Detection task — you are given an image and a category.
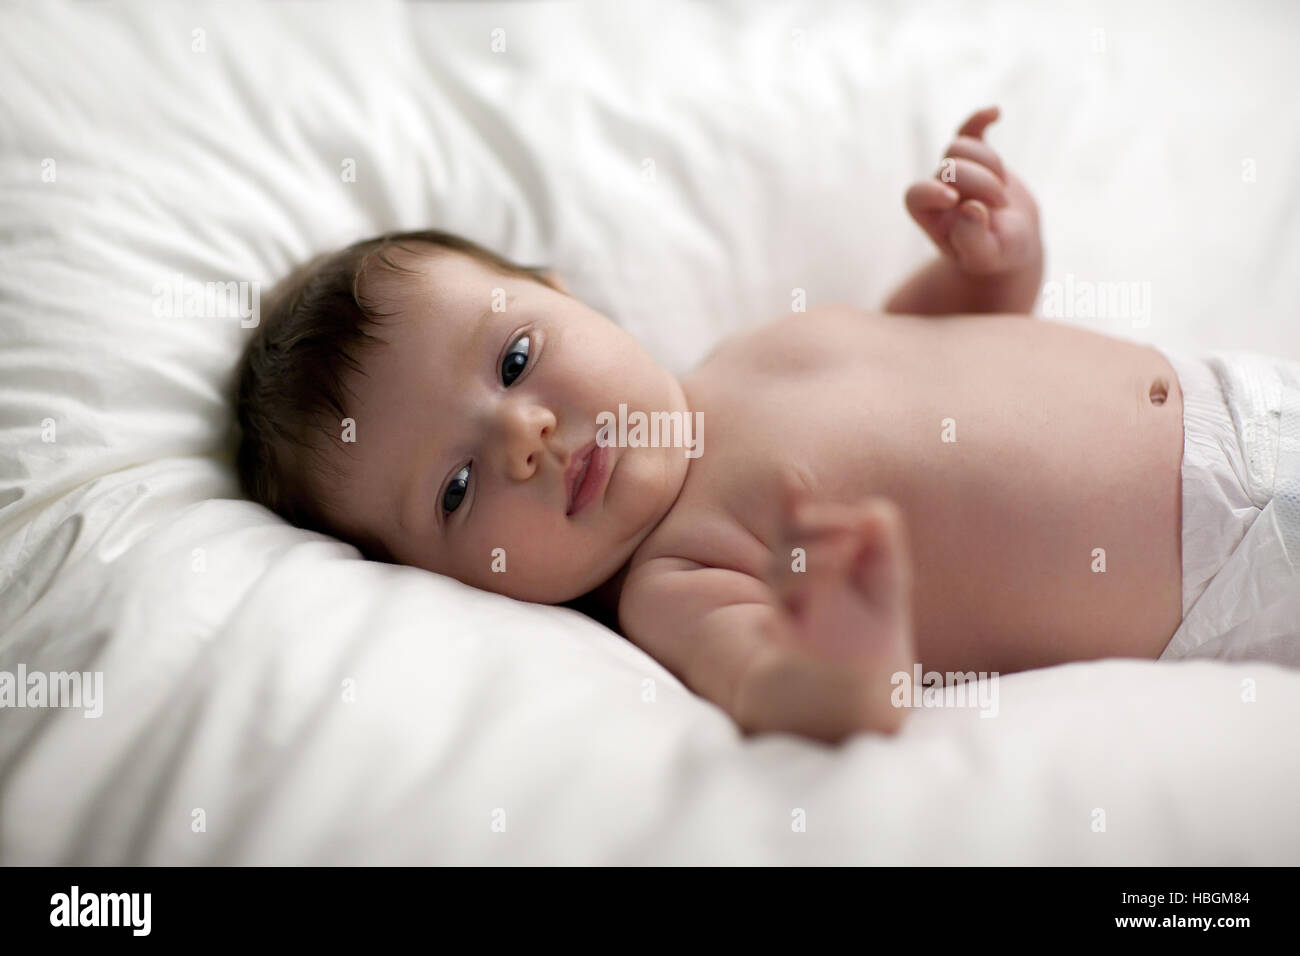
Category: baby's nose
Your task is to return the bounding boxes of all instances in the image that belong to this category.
[497,402,557,480]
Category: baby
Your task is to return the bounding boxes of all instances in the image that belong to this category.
[234,107,1300,743]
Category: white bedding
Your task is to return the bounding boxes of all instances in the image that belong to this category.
[2,0,1299,864]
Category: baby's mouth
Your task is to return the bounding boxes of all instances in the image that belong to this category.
[565,440,597,515]
[565,439,611,517]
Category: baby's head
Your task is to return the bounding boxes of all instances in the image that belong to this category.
[235,230,690,603]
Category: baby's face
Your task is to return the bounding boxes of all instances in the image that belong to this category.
[326,247,690,603]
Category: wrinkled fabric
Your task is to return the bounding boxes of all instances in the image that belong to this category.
[1159,349,1300,666]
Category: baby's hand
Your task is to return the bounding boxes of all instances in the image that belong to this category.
[768,488,916,724]
[904,106,1041,277]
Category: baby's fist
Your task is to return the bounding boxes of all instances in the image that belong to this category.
[905,106,1041,277]
[770,488,916,686]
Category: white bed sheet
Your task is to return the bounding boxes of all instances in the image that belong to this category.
[2,0,1298,864]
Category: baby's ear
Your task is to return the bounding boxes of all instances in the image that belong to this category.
[542,270,571,296]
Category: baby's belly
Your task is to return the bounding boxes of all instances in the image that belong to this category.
[857,317,1185,672]
[686,311,1187,674]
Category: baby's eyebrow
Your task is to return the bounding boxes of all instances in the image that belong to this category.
[394,292,519,538]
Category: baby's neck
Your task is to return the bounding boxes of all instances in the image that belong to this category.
[574,417,694,633]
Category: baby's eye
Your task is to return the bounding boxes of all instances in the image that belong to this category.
[443,464,470,514]
[500,334,530,387]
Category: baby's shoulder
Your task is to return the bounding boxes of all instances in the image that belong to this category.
[618,542,772,644]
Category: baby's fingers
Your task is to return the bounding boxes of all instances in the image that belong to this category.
[944,135,1005,182]
[949,200,1002,273]
[849,499,913,607]
[772,529,855,617]
[956,105,1000,140]
[904,180,959,251]
[905,179,960,218]
[939,158,1007,208]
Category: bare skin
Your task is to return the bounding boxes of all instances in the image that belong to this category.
[324,107,1185,744]
[624,308,1183,724]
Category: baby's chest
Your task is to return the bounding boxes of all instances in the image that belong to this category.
[681,366,906,522]
[684,315,918,473]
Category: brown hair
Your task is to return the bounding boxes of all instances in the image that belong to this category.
[233,229,558,562]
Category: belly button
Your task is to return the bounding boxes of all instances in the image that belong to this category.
[1149,379,1168,405]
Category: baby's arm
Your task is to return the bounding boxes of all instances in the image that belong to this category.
[884,106,1043,316]
[620,494,915,744]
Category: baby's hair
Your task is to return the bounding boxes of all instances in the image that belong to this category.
[233,229,558,561]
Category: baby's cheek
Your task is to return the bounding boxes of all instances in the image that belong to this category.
[467,511,563,581]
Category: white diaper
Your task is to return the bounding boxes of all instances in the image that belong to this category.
[1156,348,1300,666]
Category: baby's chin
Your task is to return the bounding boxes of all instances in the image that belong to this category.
[481,472,676,603]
